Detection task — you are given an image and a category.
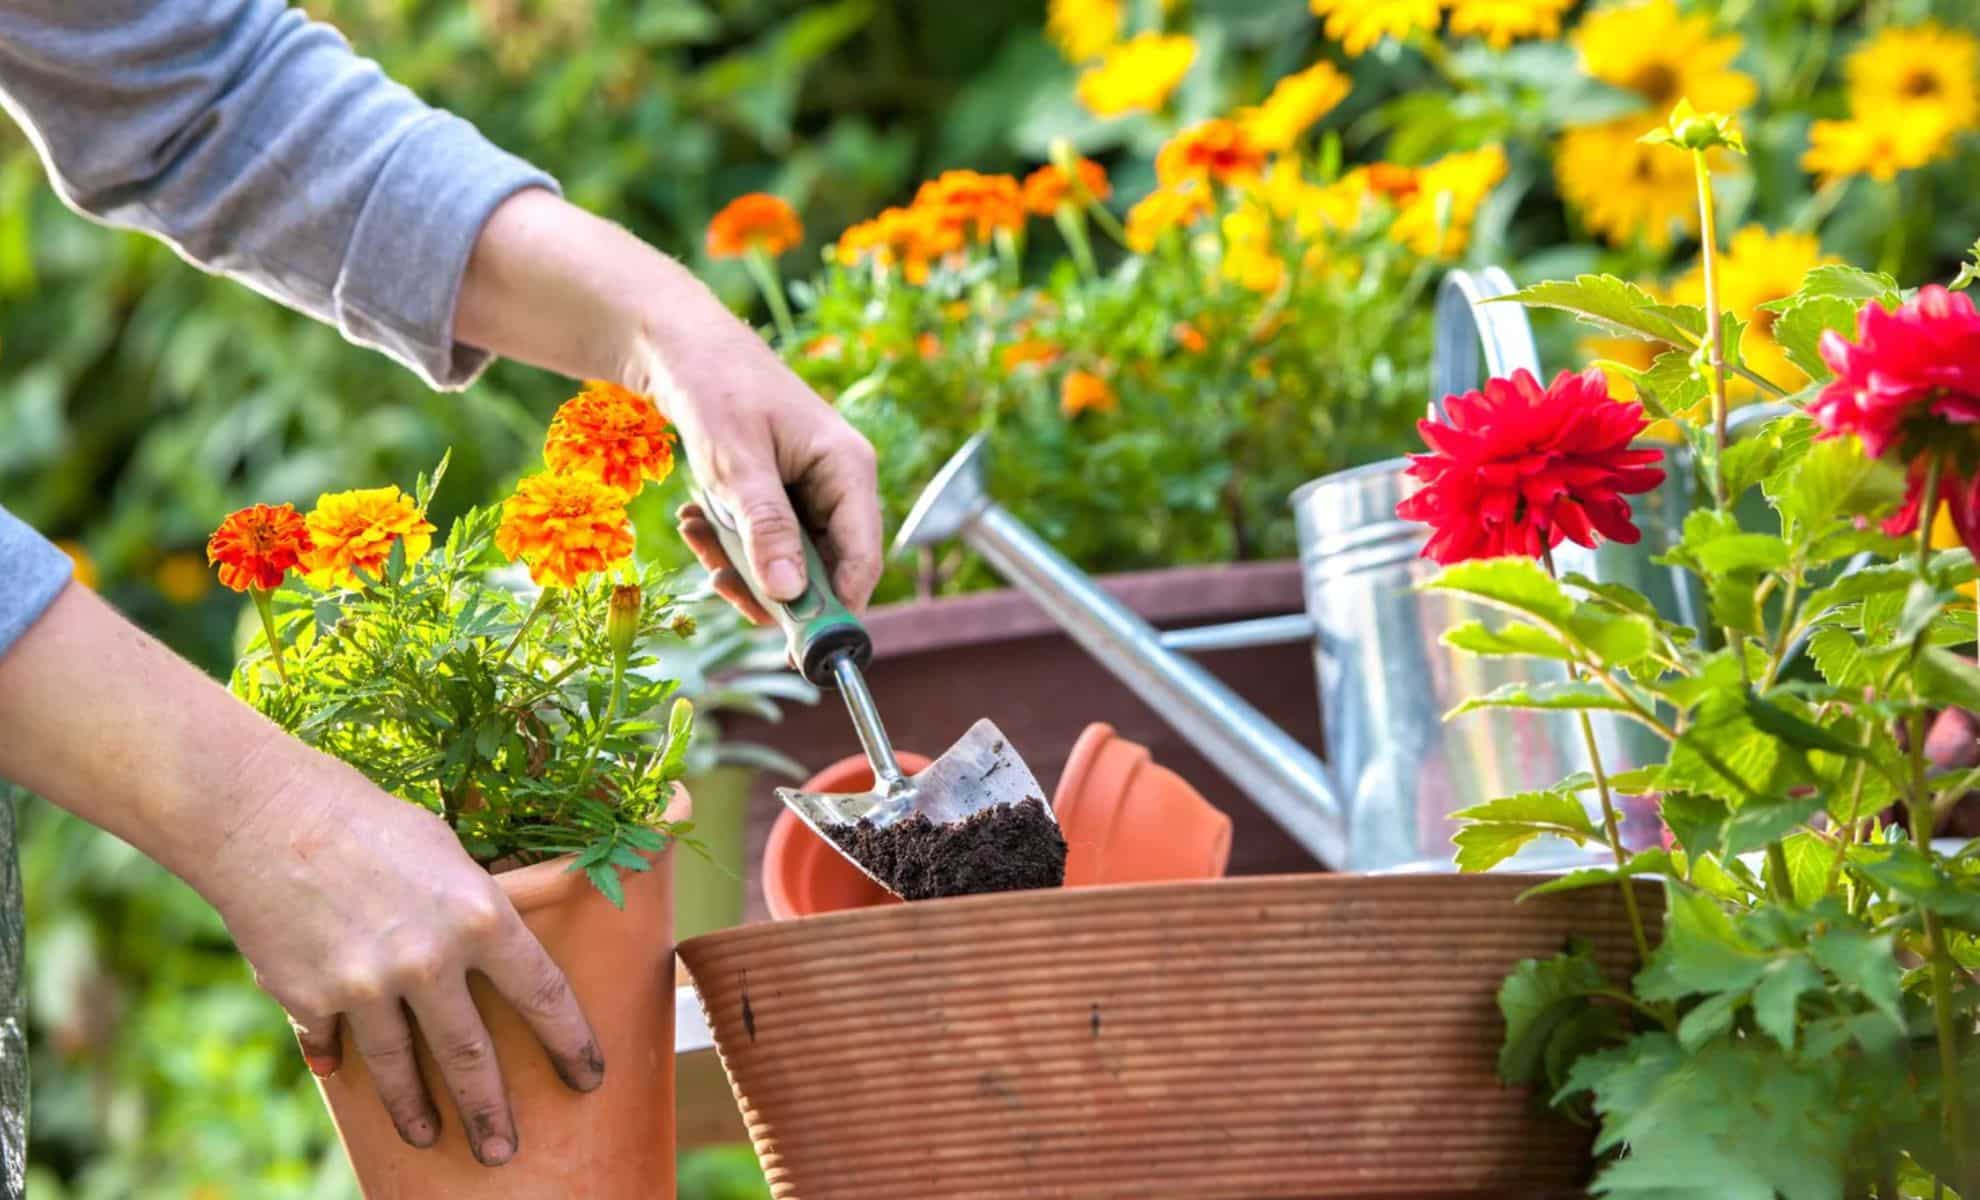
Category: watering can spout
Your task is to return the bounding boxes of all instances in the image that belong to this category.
[895,435,1350,869]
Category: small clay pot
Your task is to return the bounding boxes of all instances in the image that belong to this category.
[760,726,1231,919]
[317,787,688,1199]
[1056,721,1232,886]
[760,752,930,918]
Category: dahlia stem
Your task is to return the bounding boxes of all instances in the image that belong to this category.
[249,587,289,687]
[1544,547,1651,967]
[743,247,798,345]
[1691,146,1753,687]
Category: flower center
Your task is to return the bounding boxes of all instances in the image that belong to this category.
[1900,69,1940,99]
[1631,63,1681,108]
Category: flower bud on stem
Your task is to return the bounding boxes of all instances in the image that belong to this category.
[248,588,289,687]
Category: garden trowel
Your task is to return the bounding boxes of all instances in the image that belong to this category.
[693,491,1060,899]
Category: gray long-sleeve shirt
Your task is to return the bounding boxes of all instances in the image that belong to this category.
[0,4,562,1190]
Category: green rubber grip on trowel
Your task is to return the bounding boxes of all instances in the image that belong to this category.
[693,489,873,689]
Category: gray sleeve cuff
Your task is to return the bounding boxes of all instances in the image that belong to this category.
[0,506,73,660]
[334,112,560,392]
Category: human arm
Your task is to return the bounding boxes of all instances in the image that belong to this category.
[0,550,601,1167]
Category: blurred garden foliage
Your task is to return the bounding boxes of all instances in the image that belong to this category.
[4,0,1980,1195]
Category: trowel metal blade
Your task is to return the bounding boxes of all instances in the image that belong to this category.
[775,718,1053,892]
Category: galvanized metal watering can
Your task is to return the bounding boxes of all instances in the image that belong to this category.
[895,268,1708,874]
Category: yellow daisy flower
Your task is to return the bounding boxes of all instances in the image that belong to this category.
[1309,0,1441,58]
[1077,33,1197,117]
[1573,0,1757,120]
[1389,144,1507,259]
[1047,0,1123,63]
[1673,226,1836,394]
[1802,109,1958,186]
[1238,61,1352,153]
[1446,0,1576,52]
[1556,118,1707,248]
[1845,22,1979,132]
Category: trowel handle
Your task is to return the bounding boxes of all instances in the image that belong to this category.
[693,488,873,688]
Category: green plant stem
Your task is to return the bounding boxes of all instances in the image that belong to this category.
[248,588,289,687]
[1086,198,1132,251]
[744,247,798,345]
[1694,149,1732,511]
[1546,548,1651,965]
[497,588,554,669]
[1054,206,1099,280]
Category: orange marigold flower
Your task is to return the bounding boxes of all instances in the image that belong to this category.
[301,485,436,587]
[1364,162,1422,203]
[914,171,1026,243]
[206,503,311,593]
[1022,159,1112,216]
[1125,183,1213,252]
[1060,370,1118,417]
[836,206,960,284]
[706,193,803,259]
[1002,339,1063,371]
[1173,321,1209,354]
[804,334,844,358]
[494,472,636,589]
[1156,120,1267,186]
[544,381,676,497]
[54,540,97,591]
[917,332,941,360]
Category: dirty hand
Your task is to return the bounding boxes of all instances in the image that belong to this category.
[213,749,603,1166]
[0,585,600,1168]
[452,188,884,625]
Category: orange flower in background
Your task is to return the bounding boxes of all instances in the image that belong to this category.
[1157,120,1267,186]
[706,193,803,259]
[1002,339,1063,371]
[1060,370,1117,417]
[301,486,436,587]
[1125,183,1213,252]
[804,333,843,358]
[836,205,962,283]
[494,472,635,589]
[1022,159,1112,215]
[207,503,311,593]
[544,380,675,497]
[154,553,212,604]
[54,540,97,591]
[1363,163,1422,203]
[914,171,1026,243]
[917,332,941,360]
[1173,322,1208,354]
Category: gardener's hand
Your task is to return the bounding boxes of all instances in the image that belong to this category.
[0,585,600,1167]
[454,188,884,621]
[214,750,603,1166]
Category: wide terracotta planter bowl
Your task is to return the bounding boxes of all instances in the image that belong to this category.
[318,788,688,1199]
[680,872,1657,1200]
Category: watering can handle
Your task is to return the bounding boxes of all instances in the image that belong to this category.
[1431,267,1542,417]
[693,488,873,689]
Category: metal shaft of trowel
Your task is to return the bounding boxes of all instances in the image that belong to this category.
[829,652,909,792]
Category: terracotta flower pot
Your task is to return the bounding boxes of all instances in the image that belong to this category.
[1056,721,1232,886]
[761,725,1233,918]
[318,788,688,1199]
[681,873,1657,1200]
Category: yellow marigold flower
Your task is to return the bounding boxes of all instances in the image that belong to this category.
[545,380,676,497]
[1125,182,1213,252]
[1389,145,1507,258]
[1673,226,1835,392]
[1574,1,1755,121]
[1022,159,1111,215]
[1157,119,1268,186]
[1047,0,1122,63]
[494,471,635,590]
[55,540,97,591]
[301,485,436,588]
[1060,370,1117,417]
[705,193,803,260]
[1237,61,1351,153]
[154,552,212,604]
[1802,109,1959,186]
[914,170,1026,244]
[1077,33,1196,117]
[1446,0,1575,51]
[1220,206,1287,295]
[1309,0,1440,58]
[1846,23,1979,133]
[1556,118,1709,248]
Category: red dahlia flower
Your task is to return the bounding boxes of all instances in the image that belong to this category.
[1396,367,1666,565]
[1810,285,1980,553]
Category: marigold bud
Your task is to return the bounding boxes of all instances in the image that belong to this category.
[608,584,642,665]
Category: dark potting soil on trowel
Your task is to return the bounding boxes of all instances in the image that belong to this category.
[826,797,1067,900]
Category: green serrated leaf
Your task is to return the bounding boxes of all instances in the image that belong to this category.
[1496,275,1701,347]
[1721,436,1780,500]
[1448,680,1636,720]
[1751,955,1823,1050]
[1424,557,1573,625]
[1441,619,1574,661]
[1451,790,1601,871]
[1779,830,1835,908]
[1916,646,1980,712]
[1660,792,1730,860]
[1636,888,1766,1003]
[1743,692,1866,760]
[1768,295,1858,381]
[585,861,627,909]
[1765,263,1901,308]
[1496,946,1611,1088]
[1693,533,1791,576]
[1807,925,1904,1028]
[1519,849,1674,898]
[1677,988,1745,1051]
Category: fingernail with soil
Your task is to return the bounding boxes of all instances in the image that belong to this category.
[766,558,804,599]
[479,1136,515,1166]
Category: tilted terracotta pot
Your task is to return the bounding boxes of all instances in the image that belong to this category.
[318,787,688,1199]
[680,872,1657,1200]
